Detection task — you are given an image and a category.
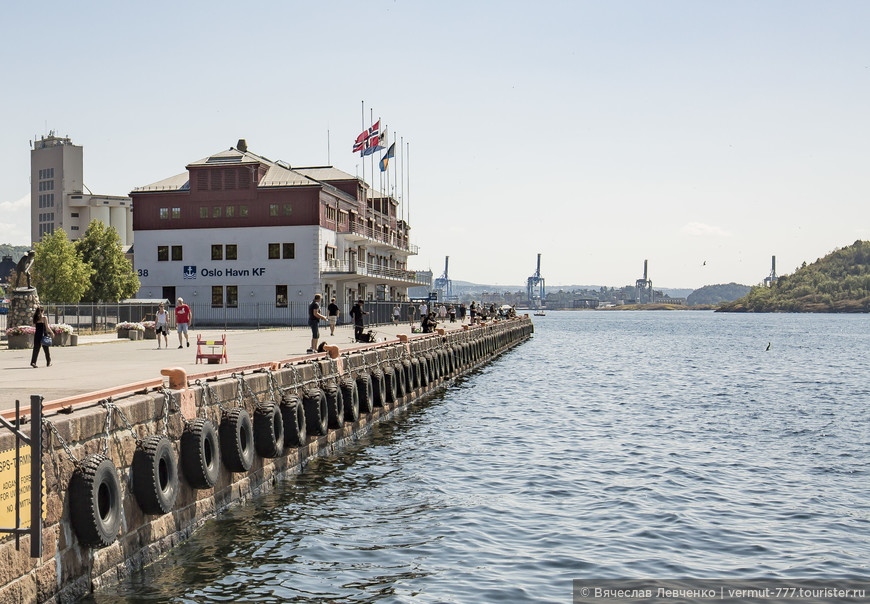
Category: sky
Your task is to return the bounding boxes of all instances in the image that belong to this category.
[1,1,869,290]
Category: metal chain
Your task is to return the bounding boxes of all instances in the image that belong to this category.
[100,400,113,456]
[102,398,142,447]
[42,418,80,466]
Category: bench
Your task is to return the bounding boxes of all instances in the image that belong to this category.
[195,334,227,364]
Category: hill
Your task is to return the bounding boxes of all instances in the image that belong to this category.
[718,240,870,313]
[687,283,751,306]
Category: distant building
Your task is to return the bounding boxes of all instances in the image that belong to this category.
[0,255,16,286]
[30,133,133,246]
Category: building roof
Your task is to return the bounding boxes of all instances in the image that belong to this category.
[131,172,190,193]
[259,164,319,188]
[294,166,359,182]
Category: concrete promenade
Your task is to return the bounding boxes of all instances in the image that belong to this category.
[1,318,468,412]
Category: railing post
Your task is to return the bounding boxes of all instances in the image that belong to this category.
[30,394,42,559]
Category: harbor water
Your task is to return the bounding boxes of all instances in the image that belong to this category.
[85,311,870,602]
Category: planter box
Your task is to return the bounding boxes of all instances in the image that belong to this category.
[128,330,142,341]
[7,334,34,350]
[53,333,71,347]
[70,334,78,347]
[117,328,130,339]
[143,327,157,340]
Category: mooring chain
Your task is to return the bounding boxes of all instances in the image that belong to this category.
[327,357,342,387]
[101,397,142,448]
[192,379,210,419]
[266,368,284,402]
[42,417,80,467]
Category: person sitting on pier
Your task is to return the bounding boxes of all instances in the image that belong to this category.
[421,311,438,334]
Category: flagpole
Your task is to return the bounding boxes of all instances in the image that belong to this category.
[400,135,404,233]
[361,101,365,191]
[327,128,330,165]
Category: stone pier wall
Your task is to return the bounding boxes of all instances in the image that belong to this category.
[0,318,534,604]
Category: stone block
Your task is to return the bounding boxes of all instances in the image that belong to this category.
[35,559,58,603]
[91,540,123,578]
[0,572,37,604]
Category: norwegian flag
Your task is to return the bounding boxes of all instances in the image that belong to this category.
[362,120,383,156]
[352,129,368,153]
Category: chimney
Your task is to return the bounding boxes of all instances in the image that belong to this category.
[237,139,247,152]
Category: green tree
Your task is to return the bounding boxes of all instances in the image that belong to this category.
[32,229,94,302]
[77,220,140,303]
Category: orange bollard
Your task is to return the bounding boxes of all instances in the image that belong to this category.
[160,367,188,390]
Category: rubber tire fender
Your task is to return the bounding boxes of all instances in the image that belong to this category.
[401,359,414,391]
[324,385,345,429]
[219,407,254,473]
[356,373,374,414]
[371,369,387,407]
[181,418,221,490]
[418,356,430,386]
[253,401,284,458]
[340,379,360,422]
[383,367,398,403]
[409,358,421,389]
[393,362,407,398]
[302,388,329,436]
[280,393,307,447]
[69,453,122,548]
[132,435,179,515]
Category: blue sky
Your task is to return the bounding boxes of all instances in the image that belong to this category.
[1,1,868,289]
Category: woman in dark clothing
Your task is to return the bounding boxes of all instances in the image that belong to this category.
[31,306,54,368]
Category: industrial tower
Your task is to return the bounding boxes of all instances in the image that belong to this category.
[527,253,545,307]
[635,260,653,304]
[763,256,777,286]
[434,256,454,301]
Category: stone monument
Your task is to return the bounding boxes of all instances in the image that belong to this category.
[7,250,40,349]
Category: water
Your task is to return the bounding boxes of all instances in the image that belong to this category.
[86,312,870,603]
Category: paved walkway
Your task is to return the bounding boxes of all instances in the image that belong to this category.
[1,319,469,412]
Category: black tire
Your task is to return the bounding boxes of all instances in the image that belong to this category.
[280,394,307,447]
[419,357,429,386]
[356,373,374,414]
[402,360,414,391]
[253,402,284,458]
[341,380,360,422]
[324,385,345,429]
[426,353,438,381]
[393,363,407,398]
[181,418,221,490]
[383,368,398,403]
[132,435,179,515]
[371,369,386,407]
[410,358,421,389]
[69,454,122,548]
[303,388,329,436]
[220,408,254,473]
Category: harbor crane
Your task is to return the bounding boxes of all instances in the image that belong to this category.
[635,259,653,304]
[527,253,546,307]
[434,256,454,301]
[763,255,778,286]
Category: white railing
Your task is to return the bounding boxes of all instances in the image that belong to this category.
[322,259,428,284]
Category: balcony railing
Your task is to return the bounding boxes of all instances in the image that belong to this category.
[322,259,429,284]
[338,222,419,254]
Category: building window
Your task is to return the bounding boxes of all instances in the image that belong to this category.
[283,243,295,259]
[158,246,169,261]
[269,204,279,217]
[226,205,235,218]
[283,204,292,216]
[171,245,183,261]
[200,207,208,219]
[268,243,280,260]
[324,245,335,261]
[211,244,223,261]
[71,212,79,217]
[276,285,288,308]
[226,244,238,260]
[212,206,222,218]
[71,226,79,231]
[160,208,169,219]
[172,207,181,219]
[211,286,223,308]
[239,205,248,217]
[226,286,238,308]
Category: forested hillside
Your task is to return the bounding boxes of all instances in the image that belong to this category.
[718,240,870,312]
[687,283,750,306]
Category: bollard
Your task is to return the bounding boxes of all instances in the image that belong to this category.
[160,367,188,390]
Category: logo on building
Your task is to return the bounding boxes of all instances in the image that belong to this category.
[183,266,197,279]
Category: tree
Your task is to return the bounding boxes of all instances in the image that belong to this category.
[77,220,140,303]
[32,229,93,302]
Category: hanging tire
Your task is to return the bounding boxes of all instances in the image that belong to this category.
[280,394,307,447]
[69,454,122,548]
[410,358,421,389]
[132,435,179,515]
[402,359,414,391]
[220,407,254,473]
[419,357,429,386]
[340,379,360,422]
[324,385,345,429]
[356,373,374,414]
[371,369,386,407]
[303,388,328,436]
[181,418,221,490]
[383,368,398,403]
[393,363,407,398]
[254,402,284,458]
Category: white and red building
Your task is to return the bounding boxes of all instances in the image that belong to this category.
[131,141,422,315]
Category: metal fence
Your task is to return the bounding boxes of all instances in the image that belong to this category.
[2,300,432,336]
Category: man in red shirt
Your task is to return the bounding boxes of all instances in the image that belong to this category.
[175,297,192,349]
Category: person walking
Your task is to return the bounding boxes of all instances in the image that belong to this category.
[155,302,170,349]
[327,297,340,336]
[175,297,192,348]
[438,304,447,323]
[30,306,54,368]
[419,301,428,318]
[392,303,401,324]
[407,303,416,327]
[308,293,327,353]
[470,301,477,324]
[459,303,467,323]
[449,304,456,323]
[350,299,369,341]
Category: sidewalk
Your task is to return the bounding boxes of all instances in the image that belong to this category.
[0,320,466,412]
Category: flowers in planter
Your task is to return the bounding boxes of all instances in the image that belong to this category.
[140,321,156,329]
[51,324,74,334]
[116,321,146,331]
[6,325,36,336]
